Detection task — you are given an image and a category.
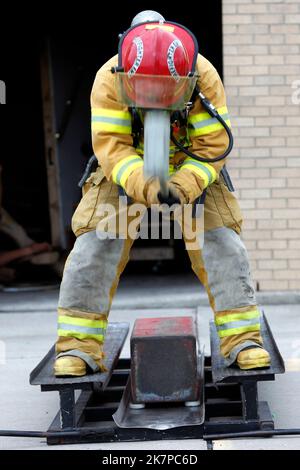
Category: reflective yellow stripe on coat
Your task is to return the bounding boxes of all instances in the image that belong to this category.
[112,155,143,188]
[91,108,132,135]
[179,157,217,188]
[188,106,231,137]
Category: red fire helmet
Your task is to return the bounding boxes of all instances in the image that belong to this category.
[115,22,199,109]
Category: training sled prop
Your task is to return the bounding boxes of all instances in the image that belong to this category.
[29,313,285,445]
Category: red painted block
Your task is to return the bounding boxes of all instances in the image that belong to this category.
[130,316,200,404]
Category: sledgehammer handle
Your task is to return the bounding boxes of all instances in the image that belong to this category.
[159,177,169,198]
[143,110,170,198]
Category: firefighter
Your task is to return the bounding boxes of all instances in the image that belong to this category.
[54,10,270,377]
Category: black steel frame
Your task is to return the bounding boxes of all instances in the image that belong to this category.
[38,357,276,445]
[30,316,285,445]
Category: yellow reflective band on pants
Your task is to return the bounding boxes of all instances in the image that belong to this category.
[91,108,132,135]
[179,157,217,188]
[57,315,108,342]
[188,106,231,137]
[216,309,261,338]
[215,309,261,326]
[218,323,261,338]
[112,155,143,188]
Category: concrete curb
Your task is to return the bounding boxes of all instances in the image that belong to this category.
[112,290,300,309]
[0,290,299,312]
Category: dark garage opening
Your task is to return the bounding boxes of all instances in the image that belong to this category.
[0,1,223,283]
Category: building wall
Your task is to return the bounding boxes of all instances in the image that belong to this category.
[223,0,300,291]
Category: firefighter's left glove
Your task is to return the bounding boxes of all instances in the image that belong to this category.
[158,183,187,206]
[145,180,188,207]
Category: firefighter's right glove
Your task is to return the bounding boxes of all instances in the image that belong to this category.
[123,167,162,206]
[144,178,161,206]
[123,166,149,205]
[123,168,167,206]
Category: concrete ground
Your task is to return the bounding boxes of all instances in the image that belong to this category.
[0,274,299,450]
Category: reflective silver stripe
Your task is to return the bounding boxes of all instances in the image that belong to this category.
[57,323,106,335]
[92,116,131,127]
[216,316,261,332]
[224,341,263,367]
[57,349,100,373]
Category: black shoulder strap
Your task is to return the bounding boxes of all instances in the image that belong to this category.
[130,107,143,148]
[191,84,200,104]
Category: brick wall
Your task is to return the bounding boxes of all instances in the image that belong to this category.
[223,0,300,291]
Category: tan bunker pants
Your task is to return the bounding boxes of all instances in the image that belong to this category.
[56,168,263,372]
